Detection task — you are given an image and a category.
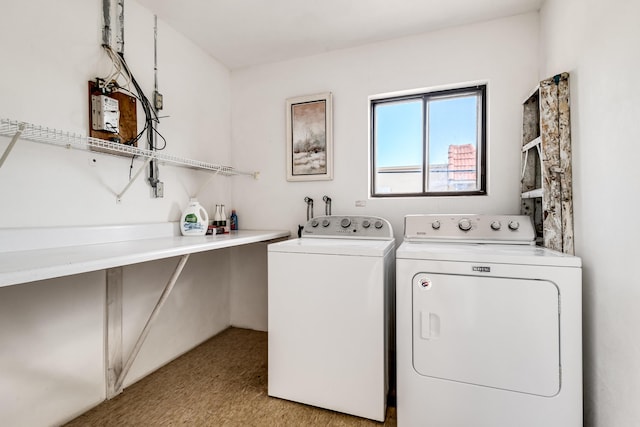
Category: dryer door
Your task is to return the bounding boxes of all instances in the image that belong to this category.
[412,272,560,396]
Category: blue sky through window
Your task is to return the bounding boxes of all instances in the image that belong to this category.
[376,95,478,167]
[375,100,422,168]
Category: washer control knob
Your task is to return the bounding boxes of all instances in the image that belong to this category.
[362,220,371,228]
[432,220,441,230]
[311,219,319,227]
[322,219,330,227]
[374,220,383,229]
[490,221,501,231]
[458,218,472,231]
[508,220,520,231]
[340,218,351,228]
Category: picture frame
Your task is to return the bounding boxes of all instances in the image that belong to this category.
[286,92,333,181]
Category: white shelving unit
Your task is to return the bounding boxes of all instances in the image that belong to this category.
[520,73,574,254]
[0,118,258,201]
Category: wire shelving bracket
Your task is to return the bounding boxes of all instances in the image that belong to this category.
[0,118,259,201]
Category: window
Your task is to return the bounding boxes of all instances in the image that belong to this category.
[371,85,486,197]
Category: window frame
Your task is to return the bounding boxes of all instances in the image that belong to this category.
[370,84,487,198]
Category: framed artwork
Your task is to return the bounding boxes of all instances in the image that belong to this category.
[286,92,333,181]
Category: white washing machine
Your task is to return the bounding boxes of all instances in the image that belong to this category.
[396,214,582,427]
[268,215,395,422]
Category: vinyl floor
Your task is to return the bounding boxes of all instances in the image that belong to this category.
[65,327,397,426]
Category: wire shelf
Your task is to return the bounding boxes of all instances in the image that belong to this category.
[0,118,257,178]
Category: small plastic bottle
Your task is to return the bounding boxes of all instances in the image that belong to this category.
[221,205,227,228]
[214,204,222,226]
[230,209,238,230]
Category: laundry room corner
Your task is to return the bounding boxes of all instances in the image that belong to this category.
[539,0,640,425]
[230,12,539,241]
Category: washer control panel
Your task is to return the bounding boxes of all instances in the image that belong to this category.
[302,215,393,239]
[404,214,535,244]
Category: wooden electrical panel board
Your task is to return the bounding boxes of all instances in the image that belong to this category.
[88,80,137,153]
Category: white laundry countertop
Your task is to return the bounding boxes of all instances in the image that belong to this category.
[0,223,290,288]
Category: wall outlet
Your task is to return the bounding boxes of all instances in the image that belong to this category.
[153,91,163,110]
[355,200,367,207]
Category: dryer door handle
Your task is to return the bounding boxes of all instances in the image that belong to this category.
[421,311,440,340]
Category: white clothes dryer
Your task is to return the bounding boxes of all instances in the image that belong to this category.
[268,215,395,422]
[396,214,582,427]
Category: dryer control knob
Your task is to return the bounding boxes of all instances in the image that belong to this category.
[432,220,441,230]
[362,220,371,228]
[508,220,520,231]
[490,221,501,230]
[322,219,331,227]
[311,219,319,227]
[340,218,351,228]
[458,218,472,231]
[374,220,384,229]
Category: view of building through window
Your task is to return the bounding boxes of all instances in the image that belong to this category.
[372,85,486,196]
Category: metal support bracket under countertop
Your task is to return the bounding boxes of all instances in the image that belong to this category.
[106,253,190,398]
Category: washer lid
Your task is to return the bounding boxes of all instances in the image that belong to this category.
[268,237,395,257]
[397,241,581,267]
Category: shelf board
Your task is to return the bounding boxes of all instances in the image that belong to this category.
[523,85,540,103]
[522,136,541,152]
[521,188,543,199]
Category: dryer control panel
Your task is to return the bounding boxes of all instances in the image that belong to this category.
[404,214,535,244]
[302,215,393,240]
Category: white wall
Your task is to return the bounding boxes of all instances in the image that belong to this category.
[0,1,235,426]
[230,13,540,244]
[0,273,105,426]
[540,1,640,426]
[0,1,232,226]
[229,242,271,331]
